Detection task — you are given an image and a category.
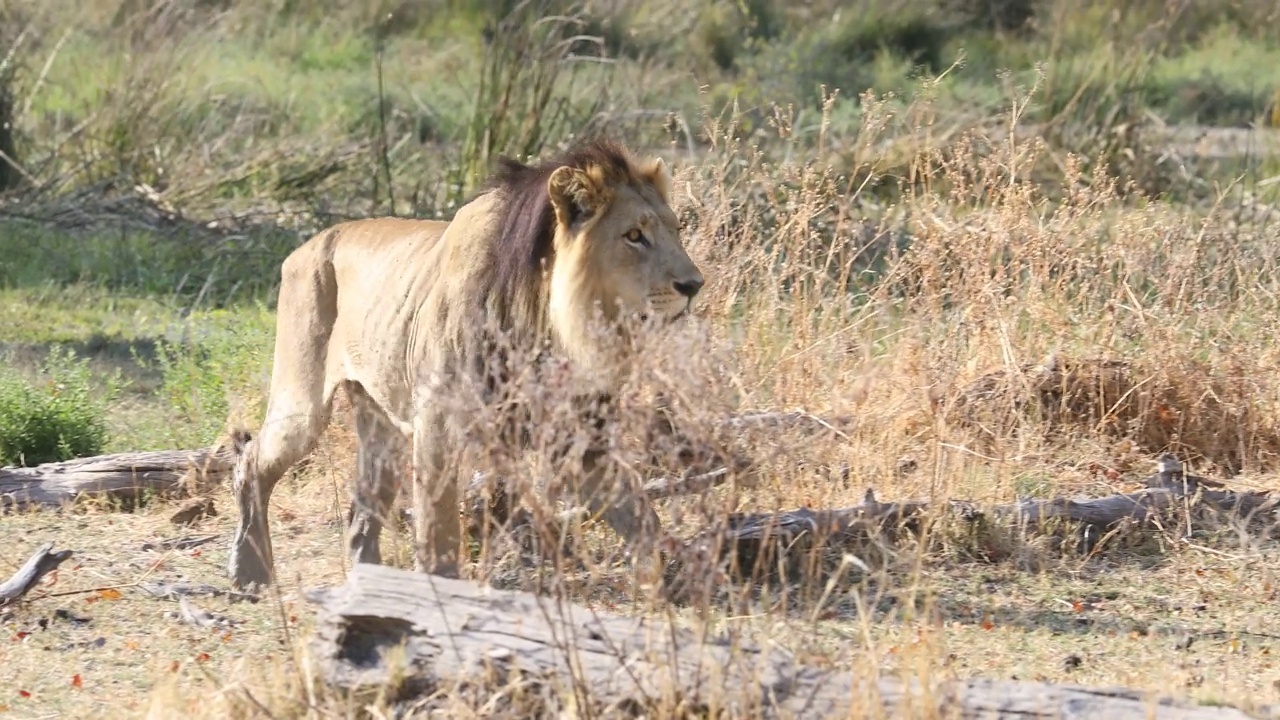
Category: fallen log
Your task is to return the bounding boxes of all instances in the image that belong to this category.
[306,563,1269,719]
[697,474,1278,578]
[0,447,234,510]
[1,542,74,604]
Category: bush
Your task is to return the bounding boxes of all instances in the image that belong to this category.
[751,2,954,103]
[0,347,117,466]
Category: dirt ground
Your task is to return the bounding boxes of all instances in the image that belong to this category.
[4,427,1280,718]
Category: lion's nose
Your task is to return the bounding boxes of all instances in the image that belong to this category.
[674,278,704,299]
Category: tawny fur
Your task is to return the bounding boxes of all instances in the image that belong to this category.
[227,138,705,589]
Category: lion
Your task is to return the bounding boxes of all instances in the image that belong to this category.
[226,138,706,589]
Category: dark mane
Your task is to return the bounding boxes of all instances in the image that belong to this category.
[478,137,638,315]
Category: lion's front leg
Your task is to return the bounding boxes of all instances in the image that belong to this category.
[576,447,664,577]
[345,387,408,568]
[409,407,462,578]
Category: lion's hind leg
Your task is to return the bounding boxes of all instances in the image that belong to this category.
[345,383,409,568]
[227,378,339,589]
[228,247,342,589]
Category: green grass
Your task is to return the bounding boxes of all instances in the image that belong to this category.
[1148,25,1280,126]
[0,216,300,306]
[0,285,274,454]
[0,345,117,465]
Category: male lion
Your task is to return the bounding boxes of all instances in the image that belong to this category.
[227,138,705,589]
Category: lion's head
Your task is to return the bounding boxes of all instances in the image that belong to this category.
[480,139,704,376]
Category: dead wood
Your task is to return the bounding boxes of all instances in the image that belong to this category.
[0,447,234,510]
[167,596,240,628]
[716,409,854,436]
[306,563,1267,719]
[697,475,1277,577]
[0,542,74,604]
[138,582,259,604]
[140,534,220,552]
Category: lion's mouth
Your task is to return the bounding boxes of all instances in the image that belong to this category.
[636,302,692,326]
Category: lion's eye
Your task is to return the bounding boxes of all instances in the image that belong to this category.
[624,228,650,248]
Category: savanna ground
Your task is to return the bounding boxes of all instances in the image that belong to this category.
[3,0,1280,717]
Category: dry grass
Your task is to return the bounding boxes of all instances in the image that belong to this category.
[4,3,1280,714]
[5,90,1280,717]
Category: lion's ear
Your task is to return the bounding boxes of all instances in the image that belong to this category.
[548,165,607,228]
[644,157,672,201]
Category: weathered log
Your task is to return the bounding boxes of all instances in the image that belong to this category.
[0,542,74,604]
[0,447,234,510]
[306,563,1268,719]
[695,476,1278,579]
[712,477,1276,544]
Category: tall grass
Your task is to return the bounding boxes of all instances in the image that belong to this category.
[444,0,616,209]
[2,1,1280,716]
[134,89,1280,717]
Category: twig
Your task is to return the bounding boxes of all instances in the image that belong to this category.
[37,581,143,599]
[1179,538,1257,561]
[0,542,74,604]
[141,534,220,552]
[643,467,734,500]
